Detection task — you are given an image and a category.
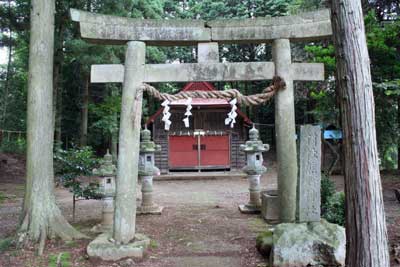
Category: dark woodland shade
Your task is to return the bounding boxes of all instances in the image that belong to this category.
[146,82,251,173]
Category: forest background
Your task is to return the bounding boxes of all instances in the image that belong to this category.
[0,0,399,169]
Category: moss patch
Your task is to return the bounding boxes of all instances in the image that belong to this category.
[48,252,72,267]
[256,230,273,257]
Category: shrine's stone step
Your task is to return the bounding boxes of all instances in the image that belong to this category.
[154,171,246,181]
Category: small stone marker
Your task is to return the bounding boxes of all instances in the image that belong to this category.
[298,125,321,222]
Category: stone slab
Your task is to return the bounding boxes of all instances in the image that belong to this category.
[238,204,261,214]
[71,8,332,45]
[70,9,211,45]
[208,9,331,43]
[87,232,150,261]
[298,125,321,222]
[154,171,246,181]
[207,9,331,28]
[210,22,332,43]
[91,62,275,83]
[137,205,164,215]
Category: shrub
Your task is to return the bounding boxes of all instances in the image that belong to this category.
[321,174,336,213]
[0,138,26,154]
[322,192,345,226]
[0,238,13,252]
[54,146,101,199]
[320,174,345,226]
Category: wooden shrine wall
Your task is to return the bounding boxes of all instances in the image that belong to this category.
[151,108,247,173]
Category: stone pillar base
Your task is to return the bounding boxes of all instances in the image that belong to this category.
[137,205,164,215]
[238,204,261,214]
[87,232,150,261]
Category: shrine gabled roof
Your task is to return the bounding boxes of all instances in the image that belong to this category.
[145,82,252,126]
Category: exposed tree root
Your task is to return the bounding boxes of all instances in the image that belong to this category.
[18,205,88,254]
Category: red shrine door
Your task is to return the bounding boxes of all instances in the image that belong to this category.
[169,135,230,170]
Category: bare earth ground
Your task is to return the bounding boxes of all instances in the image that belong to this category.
[0,153,399,267]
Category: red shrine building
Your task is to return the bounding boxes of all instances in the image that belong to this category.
[146,82,252,174]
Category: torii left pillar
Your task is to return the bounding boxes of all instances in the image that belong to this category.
[87,41,150,261]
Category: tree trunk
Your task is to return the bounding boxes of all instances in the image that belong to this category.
[1,0,13,126]
[80,74,89,147]
[21,0,85,252]
[53,62,63,145]
[398,96,400,170]
[53,10,66,146]
[329,1,389,266]
[110,86,119,162]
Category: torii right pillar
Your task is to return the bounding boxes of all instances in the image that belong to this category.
[273,39,298,223]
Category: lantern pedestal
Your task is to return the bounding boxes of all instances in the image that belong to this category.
[239,174,262,214]
[137,175,163,214]
[91,196,114,233]
[239,126,269,214]
[138,129,163,215]
[91,151,117,233]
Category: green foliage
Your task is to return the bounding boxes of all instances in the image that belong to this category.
[149,239,159,249]
[320,174,345,226]
[365,12,400,80]
[0,192,5,204]
[0,238,12,253]
[48,252,72,267]
[2,0,399,172]
[89,90,121,137]
[305,12,400,169]
[304,45,336,76]
[321,174,336,213]
[54,146,97,176]
[322,192,345,227]
[0,138,26,154]
[304,44,338,127]
[308,89,339,127]
[54,146,100,199]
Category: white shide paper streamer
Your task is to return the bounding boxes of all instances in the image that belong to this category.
[182,98,192,128]
[225,98,238,128]
[161,100,172,131]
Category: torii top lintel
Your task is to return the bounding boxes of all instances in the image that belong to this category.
[70,8,332,46]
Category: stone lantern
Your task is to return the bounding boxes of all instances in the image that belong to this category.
[91,150,117,232]
[137,128,163,214]
[239,126,269,214]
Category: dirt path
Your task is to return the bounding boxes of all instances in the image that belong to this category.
[1,153,400,266]
[0,175,278,267]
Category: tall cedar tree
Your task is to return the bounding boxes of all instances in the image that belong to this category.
[21,0,85,253]
[329,0,389,266]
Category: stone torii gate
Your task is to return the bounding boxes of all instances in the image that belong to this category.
[71,8,332,259]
